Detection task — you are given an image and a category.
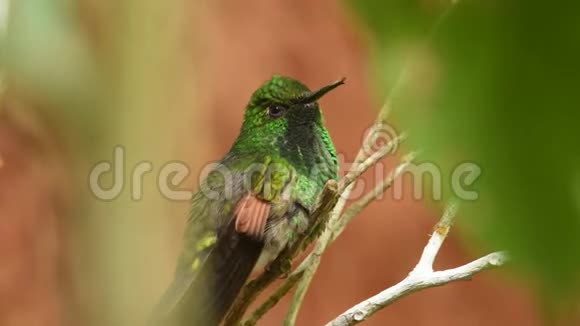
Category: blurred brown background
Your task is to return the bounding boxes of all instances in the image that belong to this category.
[0,0,541,325]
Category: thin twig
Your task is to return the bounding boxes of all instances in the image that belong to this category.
[242,271,305,326]
[333,151,418,241]
[284,135,405,325]
[284,250,322,325]
[338,132,407,192]
[411,198,459,275]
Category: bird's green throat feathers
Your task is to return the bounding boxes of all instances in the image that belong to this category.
[228,75,343,179]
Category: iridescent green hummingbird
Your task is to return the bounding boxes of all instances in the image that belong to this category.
[149,75,344,326]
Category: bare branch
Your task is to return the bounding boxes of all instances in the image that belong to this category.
[242,271,304,326]
[284,258,318,325]
[324,202,508,326]
[411,199,459,275]
[326,252,508,326]
[333,151,418,241]
[338,132,407,192]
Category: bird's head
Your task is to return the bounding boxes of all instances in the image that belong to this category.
[232,75,344,166]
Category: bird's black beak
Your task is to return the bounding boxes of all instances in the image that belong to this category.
[294,78,346,105]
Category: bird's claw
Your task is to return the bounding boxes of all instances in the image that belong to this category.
[278,260,292,279]
[265,259,292,279]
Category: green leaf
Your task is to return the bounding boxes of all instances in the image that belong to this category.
[349,0,580,305]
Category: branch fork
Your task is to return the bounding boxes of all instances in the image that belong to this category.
[326,202,508,326]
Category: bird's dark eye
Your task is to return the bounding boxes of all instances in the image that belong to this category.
[267,104,286,119]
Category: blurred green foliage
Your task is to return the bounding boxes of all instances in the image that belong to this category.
[1,0,197,325]
[1,0,99,122]
[349,0,580,309]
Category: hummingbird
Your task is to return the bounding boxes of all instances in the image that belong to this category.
[149,75,344,326]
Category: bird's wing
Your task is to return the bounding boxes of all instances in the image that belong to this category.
[148,157,295,326]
